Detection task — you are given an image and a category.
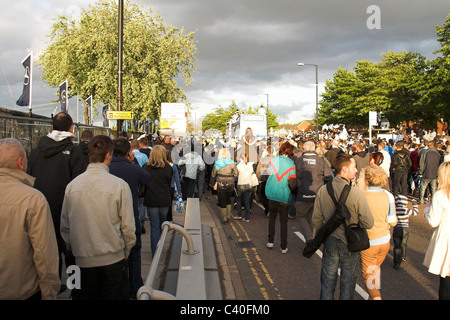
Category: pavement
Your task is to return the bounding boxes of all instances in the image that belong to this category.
[57,190,245,300]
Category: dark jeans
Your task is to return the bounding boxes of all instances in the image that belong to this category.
[439,276,450,300]
[320,236,359,300]
[72,259,130,300]
[259,181,269,215]
[237,185,252,220]
[268,200,289,250]
[56,234,76,281]
[393,228,410,267]
[182,177,196,200]
[196,169,205,200]
[295,201,315,241]
[393,172,408,196]
[128,233,143,299]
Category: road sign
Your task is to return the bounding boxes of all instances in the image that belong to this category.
[106,111,134,120]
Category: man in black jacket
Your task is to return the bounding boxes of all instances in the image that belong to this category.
[27,112,87,286]
[392,141,412,196]
[109,138,151,299]
[295,141,333,241]
[77,129,93,167]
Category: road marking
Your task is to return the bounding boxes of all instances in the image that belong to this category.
[294,231,369,300]
[230,215,282,299]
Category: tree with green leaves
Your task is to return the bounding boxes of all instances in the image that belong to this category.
[320,14,450,129]
[320,51,428,127]
[421,14,450,126]
[38,0,197,124]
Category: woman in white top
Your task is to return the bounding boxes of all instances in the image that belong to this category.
[236,153,255,222]
[423,161,450,300]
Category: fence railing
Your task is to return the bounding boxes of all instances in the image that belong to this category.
[0,114,112,154]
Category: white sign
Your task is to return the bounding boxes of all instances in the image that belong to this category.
[160,103,187,137]
[161,103,186,119]
[369,111,377,127]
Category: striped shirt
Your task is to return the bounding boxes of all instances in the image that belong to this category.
[394,194,419,229]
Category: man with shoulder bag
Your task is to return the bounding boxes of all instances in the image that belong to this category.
[311,153,373,300]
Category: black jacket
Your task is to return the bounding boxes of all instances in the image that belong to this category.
[419,147,442,179]
[78,141,89,166]
[392,148,412,174]
[143,162,173,207]
[27,135,87,238]
[110,156,151,228]
[295,152,333,202]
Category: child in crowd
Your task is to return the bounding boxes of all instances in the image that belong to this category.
[393,194,419,269]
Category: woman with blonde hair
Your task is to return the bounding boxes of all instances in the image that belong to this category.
[143,145,173,256]
[361,165,397,300]
[423,161,450,299]
[210,148,238,224]
[357,152,390,191]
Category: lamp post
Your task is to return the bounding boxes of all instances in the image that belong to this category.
[117,0,124,135]
[298,63,319,136]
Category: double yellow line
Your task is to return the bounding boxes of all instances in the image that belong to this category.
[230,220,282,300]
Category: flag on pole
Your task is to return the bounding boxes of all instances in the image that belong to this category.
[16,52,32,107]
[59,80,68,112]
[85,95,92,124]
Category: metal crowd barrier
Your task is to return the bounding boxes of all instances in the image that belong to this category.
[137,221,198,300]
[137,198,207,300]
[0,114,112,154]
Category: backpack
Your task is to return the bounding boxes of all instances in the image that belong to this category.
[326,183,370,252]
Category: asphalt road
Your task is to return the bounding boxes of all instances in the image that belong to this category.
[203,190,440,300]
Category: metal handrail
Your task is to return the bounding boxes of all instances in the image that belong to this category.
[137,221,197,300]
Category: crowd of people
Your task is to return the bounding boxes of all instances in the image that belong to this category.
[1,112,450,300]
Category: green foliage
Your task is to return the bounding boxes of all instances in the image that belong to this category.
[38,0,197,124]
[320,14,450,128]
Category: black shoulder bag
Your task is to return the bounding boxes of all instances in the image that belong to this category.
[326,183,370,252]
[302,182,352,258]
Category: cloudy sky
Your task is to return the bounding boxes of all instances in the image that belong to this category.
[0,0,448,126]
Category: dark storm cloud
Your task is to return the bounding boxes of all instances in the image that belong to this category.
[0,0,448,122]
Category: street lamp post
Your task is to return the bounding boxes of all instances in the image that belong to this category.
[298,63,319,137]
[117,0,124,135]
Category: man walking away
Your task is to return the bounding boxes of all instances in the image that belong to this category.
[312,153,373,300]
[61,135,136,300]
[418,140,442,204]
[0,138,60,300]
[295,141,333,241]
[78,129,93,169]
[27,112,87,289]
[109,138,151,299]
[392,141,412,196]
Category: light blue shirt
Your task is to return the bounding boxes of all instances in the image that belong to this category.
[132,150,148,167]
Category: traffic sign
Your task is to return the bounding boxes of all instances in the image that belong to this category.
[106,111,134,120]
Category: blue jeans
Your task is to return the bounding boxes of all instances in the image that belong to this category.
[146,207,169,256]
[320,236,359,300]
